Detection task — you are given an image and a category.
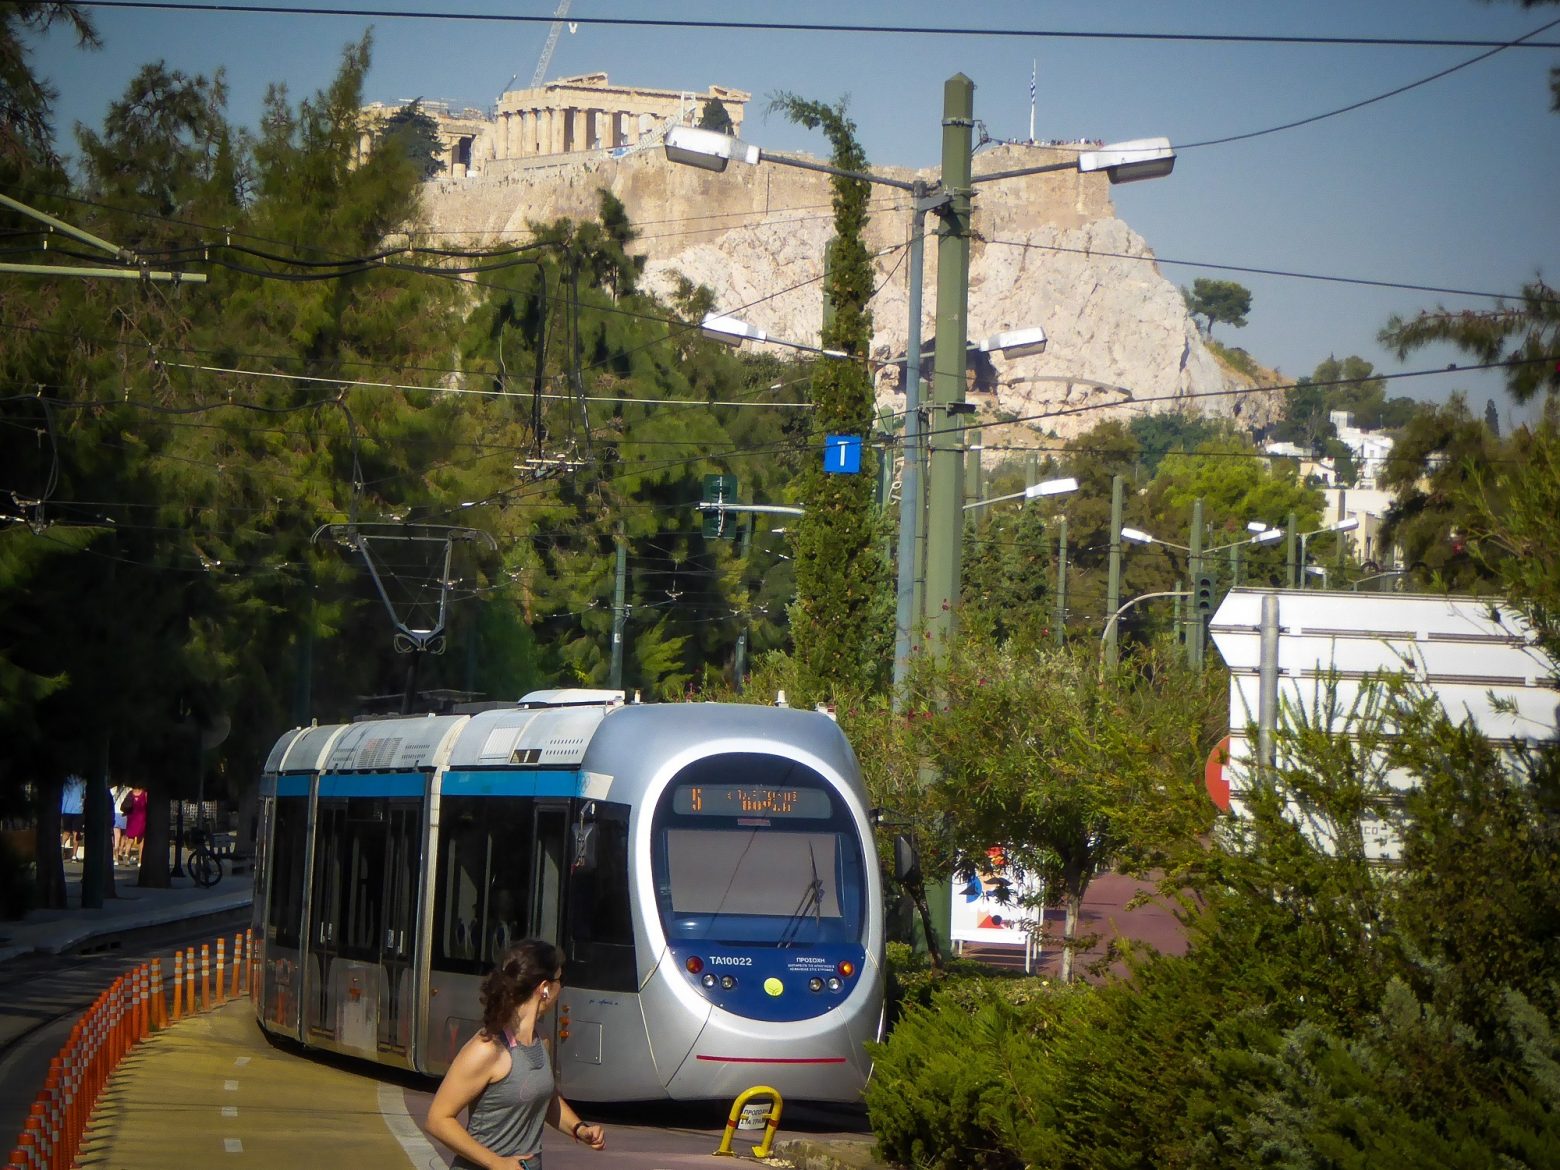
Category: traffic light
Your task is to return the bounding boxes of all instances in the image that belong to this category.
[701,474,738,540]
[1195,572,1217,616]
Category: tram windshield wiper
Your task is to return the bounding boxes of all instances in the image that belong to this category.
[778,842,824,948]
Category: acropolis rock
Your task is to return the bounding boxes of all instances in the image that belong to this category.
[400,80,1280,454]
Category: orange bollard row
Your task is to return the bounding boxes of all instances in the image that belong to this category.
[7,931,253,1168]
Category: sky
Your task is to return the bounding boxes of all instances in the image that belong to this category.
[23,0,1560,428]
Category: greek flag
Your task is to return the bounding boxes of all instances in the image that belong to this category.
[1029,67,1036,103]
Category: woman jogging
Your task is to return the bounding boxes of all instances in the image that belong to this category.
[426,939,605,1169]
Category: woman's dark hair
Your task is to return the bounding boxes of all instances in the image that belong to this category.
[479,939,563,1038]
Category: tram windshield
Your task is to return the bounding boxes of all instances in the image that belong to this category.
[651,753,867,947]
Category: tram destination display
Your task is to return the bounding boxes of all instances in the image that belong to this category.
[672,783,832,818]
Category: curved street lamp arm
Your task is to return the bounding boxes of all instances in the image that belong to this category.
[1098,590,1192,669]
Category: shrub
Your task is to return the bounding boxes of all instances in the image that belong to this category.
[867,976,1097,1170]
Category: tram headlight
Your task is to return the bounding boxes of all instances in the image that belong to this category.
[827,977,842,992]
[808,977,824,992]
[837,959,856,978]
[701,973,717,988]
[720,975,736,990]
[685,956,704,974]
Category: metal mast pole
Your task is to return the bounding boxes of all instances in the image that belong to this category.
[922,74,975,655]
[891,190,931,705]
[1105,474,1124,668]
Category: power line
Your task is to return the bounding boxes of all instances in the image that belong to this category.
[63,3,1560,49]
[1175,16,1560,150]
[941,354,1556,443]
[979,237,1554,304]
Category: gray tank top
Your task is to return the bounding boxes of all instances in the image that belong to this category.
[453,1033,554,1169]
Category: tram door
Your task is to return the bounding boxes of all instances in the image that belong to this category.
[304,794,423,1058]
[378,801,421,1055]
[305,802,346,1040]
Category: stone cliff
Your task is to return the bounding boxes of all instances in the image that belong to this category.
[416,142,1281,455]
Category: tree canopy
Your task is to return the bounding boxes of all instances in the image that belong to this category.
[1184,277,1252,337]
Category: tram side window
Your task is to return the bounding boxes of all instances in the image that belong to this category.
[432,798,534,975]
[267,796,309,949]
[565,802,635,992]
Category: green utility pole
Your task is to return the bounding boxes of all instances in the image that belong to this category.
[891,182,934,707]
[922,73,975,654]
[731,519,753,691]
[1188,498,1204,669]
[1286,511,1298,588]
[609,523,627,689]
[1105,473,1124,668]
[1054,515,1068,646]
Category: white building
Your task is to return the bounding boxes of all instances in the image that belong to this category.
[1328,410,1395,489]
[1208,589,1557,860]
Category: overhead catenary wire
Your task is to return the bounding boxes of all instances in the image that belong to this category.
[60,3,1560,49]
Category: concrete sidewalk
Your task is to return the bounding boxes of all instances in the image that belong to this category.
[0,859,253,965]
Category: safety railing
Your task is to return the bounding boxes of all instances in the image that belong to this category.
[5,928,256,1170]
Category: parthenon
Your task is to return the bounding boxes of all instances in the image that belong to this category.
[360,74,749,178]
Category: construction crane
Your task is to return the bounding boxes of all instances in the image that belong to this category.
[530,0,575,88]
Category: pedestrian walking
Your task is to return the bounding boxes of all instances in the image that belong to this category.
[111,784,130,863]
[123,787,148,865]
[425,939,605,1169]
[60,775,85,860]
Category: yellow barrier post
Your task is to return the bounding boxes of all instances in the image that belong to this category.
[215,938,226,1005]
[200,944,210,1014]
[231,933,242,1000]
[713,1085,783,1159]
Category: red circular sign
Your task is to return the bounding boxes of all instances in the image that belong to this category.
[1204,734,1232,812]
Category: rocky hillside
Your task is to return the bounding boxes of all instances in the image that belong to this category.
[416,142,1282,453]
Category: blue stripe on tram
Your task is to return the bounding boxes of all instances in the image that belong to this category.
[442,769,585,797]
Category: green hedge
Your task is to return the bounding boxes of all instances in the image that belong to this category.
[866,976,1085,1170]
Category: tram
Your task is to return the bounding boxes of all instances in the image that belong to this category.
[250,690,885,1103]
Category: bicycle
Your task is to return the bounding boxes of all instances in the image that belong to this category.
[184,824,224,889]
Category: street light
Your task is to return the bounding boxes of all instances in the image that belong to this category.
[1120,526,1285,555]
[963,476,1077,512]
[699,313,849,358]
[1120,525,1283,665]
[663,126,761,171]
[701,313,768,345]
[974,327,1047,358]
[971,136,1176,185]
[1297,517,1359,589]
[1099,590,1191,674]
